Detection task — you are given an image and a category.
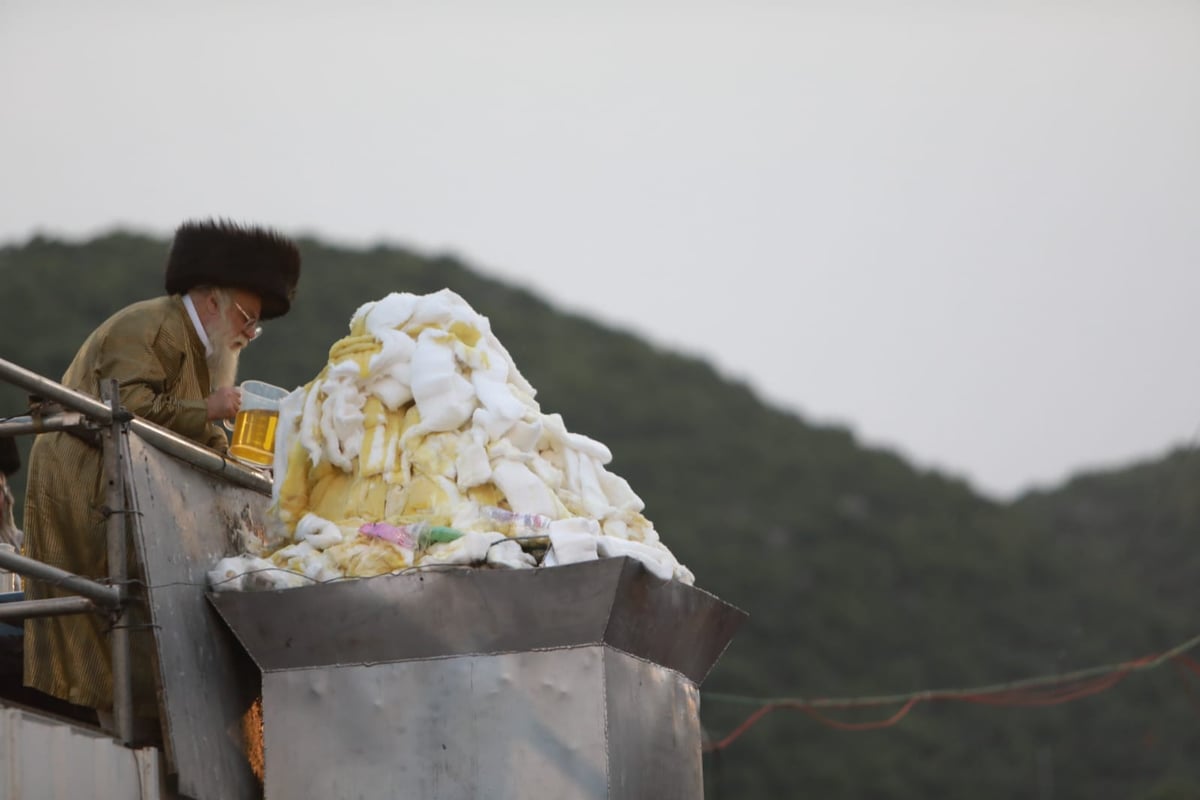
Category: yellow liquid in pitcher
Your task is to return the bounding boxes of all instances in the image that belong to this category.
[229,409,279,467]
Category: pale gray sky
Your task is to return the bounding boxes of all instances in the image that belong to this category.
[2,0,1198,498]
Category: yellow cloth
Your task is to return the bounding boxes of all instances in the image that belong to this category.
[23,295,227,715]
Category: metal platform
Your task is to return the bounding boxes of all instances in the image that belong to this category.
[209,557,746,800]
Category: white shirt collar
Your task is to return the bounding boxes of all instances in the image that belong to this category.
[182,294,213,357]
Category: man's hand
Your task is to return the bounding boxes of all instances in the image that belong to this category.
[206,386,242,422]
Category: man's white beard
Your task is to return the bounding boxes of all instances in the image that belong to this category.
[206,314,249,390]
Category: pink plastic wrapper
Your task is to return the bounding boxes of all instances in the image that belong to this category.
[359,521,417,549]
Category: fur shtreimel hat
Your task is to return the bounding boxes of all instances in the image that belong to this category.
[165,219,301,320]
[0,437,18,476]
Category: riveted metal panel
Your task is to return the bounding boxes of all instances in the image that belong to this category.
[125,433,266,800]
[209,559,627,671]
[604,558,747,684]
[262,648,609,800]
[603,647,704,799]
[208,558,746,681]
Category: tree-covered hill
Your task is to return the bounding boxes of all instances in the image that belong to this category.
[1,232,1197,798]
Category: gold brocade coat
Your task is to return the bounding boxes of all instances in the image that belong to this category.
[23,295,227,715]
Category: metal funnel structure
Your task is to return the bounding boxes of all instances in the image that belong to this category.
[209,557,746,800]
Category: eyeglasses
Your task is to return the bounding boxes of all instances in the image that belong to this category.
[233,300,264,341]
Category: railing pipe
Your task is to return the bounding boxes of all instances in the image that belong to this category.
[0,548,121,607]
[0,358,113,422]
[0,357,271,496]
[128,418,271,495]
[0,413,94,437]
[0,596,97,620]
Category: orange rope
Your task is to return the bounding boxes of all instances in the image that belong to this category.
[705,647,1195,752]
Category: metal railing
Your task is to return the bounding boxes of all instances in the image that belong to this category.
[0,356,271,745]
[0,359,271,494]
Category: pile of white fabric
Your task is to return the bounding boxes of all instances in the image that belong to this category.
[210,289,693,592]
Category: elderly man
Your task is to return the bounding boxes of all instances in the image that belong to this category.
[22,219,300,731]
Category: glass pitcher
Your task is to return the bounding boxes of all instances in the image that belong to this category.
[226,380,289,467]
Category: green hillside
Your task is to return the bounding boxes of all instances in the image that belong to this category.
[1,232,1198,798]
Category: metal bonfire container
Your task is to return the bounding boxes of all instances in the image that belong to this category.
[208,557,745,800]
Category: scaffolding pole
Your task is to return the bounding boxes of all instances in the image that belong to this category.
[103,380,134,746]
